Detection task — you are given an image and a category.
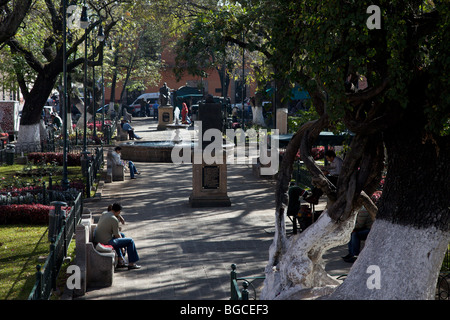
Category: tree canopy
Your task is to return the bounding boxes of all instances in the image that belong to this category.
[173,0,450,299]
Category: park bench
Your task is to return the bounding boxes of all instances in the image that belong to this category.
[116,123,128,141]
[74,210,117,296]
[105,149,124,182]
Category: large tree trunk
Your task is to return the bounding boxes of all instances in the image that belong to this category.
[329,109,450,300]
[17,72,58,147]
[261,95,450,300]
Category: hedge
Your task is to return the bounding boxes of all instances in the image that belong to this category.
[27,152,81,166]
[0,204,52,225]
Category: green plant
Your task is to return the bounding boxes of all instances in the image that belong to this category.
[0,225,49,300]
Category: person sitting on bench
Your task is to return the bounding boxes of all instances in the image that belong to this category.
[121,120,142,140]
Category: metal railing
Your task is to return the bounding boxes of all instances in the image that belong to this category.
[230,264,265,300]
[84,146,103,198]
[28,192,83,300]
[1,120,116,166]
[0,177,82,206]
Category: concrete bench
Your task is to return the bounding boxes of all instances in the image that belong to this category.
[105,149,124,182]
[74,212,117,296]
[117,124,128,141]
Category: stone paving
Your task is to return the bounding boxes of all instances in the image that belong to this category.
[75,117,351,300]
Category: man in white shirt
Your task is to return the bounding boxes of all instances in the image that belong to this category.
[112,146,140,179]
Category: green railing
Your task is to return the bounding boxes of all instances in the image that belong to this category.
[28,192,83,300]
[230,264,265,300]
[85,146,103,198]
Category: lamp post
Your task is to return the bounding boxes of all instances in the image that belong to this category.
[80,4,90,174]
[92,24,104,141]
[98,27,105,132]
[241,32,245,129]
[61,0,69,191]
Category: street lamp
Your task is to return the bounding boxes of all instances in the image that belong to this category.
[61,0,69,191]
[92,24,104,140]
[80,4,90,174]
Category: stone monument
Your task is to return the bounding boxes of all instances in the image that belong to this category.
[189,95,231,207]
[276,108,288,134]
[157,82,173,130]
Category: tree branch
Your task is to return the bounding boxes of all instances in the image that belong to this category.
[0,0,32,45]
[7,38,44,73]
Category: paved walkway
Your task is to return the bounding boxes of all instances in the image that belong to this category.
[75,117,352,300]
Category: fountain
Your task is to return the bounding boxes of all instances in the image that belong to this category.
[119,107,193,162]
[166,107,190,142]
[119,102,233,165]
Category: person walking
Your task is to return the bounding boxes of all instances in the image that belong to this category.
[94,203,141,269]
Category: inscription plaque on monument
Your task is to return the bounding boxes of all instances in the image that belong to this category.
[202,166,220,189]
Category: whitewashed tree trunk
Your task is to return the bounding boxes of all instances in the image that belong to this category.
[16,123,41,150]
[252,106,265,126]
[261,209,358,300]
[329,219,450,300]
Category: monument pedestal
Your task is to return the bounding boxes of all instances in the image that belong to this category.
[189,97,231,207]
[157,105,174,130]
[276,108,288,134]
[189,154,231,207]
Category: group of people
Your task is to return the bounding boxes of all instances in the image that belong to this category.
[288,149,375,264]
[139,98,159,118]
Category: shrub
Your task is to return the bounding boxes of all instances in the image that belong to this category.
[0,204,71,225]
[27,152,81,166]
[0,204,52,225]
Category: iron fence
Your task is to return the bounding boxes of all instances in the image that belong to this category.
[230,264,265,300]
[85,146,104,198]
[28,192,83,300]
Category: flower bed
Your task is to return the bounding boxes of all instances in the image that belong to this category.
[0,204,52,225]
[27,152,81,166]
[0,203,72,225]
[0,181,85,206]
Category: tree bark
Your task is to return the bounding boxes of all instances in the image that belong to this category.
[329,106,450,299]
[263,92,450,299]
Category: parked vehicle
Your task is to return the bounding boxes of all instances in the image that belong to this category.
[128,92,160,116]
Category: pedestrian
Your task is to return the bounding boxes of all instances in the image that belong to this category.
[145,99,151,117]
[342,206,375,263]
[153,100,159,120]
[121,119,142,140]
[181,101,191,124]
[94,202,141,269]
[304,150,343,205]
[286,182,306,217]
[50,113,62,131]
[112,146,141,179]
